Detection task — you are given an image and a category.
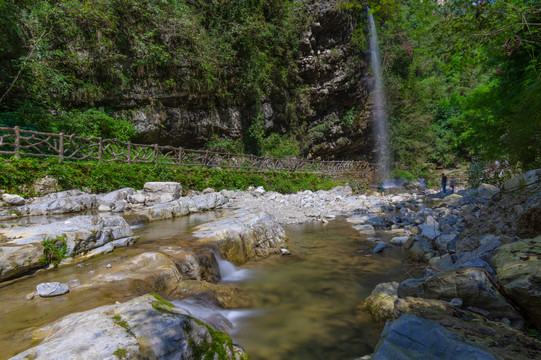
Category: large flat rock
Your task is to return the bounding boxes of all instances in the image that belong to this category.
[192,208,288,265]
[491,236,541,326]
[0,215,134,282]
[372,313,499,360]
[10,294,247,360]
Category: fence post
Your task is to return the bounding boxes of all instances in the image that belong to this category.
[127,142,132,165]
[59,132,64,161]
[14,126,20,159]
[178,147,182,166]
[154,144,159,165]
[98,137,103,162]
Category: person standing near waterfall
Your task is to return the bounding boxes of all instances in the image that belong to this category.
[441,173,447,194]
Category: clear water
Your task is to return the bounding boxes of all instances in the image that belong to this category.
[225,221,413,360]
[0,215,412,360]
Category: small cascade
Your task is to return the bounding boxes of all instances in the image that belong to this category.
[367,9,391,179]
[216,255,252,282]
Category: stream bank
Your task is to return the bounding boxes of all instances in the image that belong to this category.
[0,170,540,359]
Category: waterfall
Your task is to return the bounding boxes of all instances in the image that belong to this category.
[216,254,251,282]
[367,9,391,179]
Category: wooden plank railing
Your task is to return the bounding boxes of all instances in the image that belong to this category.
[0,126,373,178]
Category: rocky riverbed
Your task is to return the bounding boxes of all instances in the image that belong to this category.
[0,171,540,359]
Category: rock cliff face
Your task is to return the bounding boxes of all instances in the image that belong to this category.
[297,1,372,159]
[123,1,371,159]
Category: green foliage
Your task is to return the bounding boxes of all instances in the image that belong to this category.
[390,168,416,181]
[205,136,244,154]
[0,157,341,195]
[373,0,541,172]
[261,133,300,158]
[112,348,128,359]
[39,236,67,266]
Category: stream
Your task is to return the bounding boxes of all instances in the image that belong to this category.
[0,214,413,359]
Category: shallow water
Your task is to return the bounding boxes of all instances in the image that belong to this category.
[0,211,220,359]
[0,214,412,359]
[226,221,413,360]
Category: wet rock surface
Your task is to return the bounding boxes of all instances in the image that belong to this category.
[360,169,541,360]
[11,294,247,360]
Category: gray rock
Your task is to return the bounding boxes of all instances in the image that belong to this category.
[502,169,541,192]
[18,193,97,216]
[429,253,455,271]
[363,282,399,322]
[143,181,182,206]
[97,188,135,208]
[139,192,227,222]
[0,215,134,282]
[97,204,111,212]
[192,208,288,265]
[450,297,463,307]
[372,313,499,360]
[373,242,390,254]
[435,233,458,252]
[202,187,215,194]
[347,214,385,228]
[390,236,410,245]
[423,267,524,327]
[491,236,541,327]
[477,183,500,200]
[521,191,541,232]
[36,282,69,297]
[397,278,426,298]
[417,225,441,241]
[10,294,247,360]
[127,193,146,205]
[447,258,496,277]
[1,194,25,206]
[354,224,376,236]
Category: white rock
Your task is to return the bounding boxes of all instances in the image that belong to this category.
[98,204,111,212]
[36,282,69,297]
[390,236,410,245]
[1,193,25,206]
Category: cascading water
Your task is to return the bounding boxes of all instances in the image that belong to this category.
[367,9,391,179]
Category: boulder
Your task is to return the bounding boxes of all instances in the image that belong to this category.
[1,194,25,206]
[353,224,376,236]
[0,215,134,282]
[491,236,541,326]
[97,188,135,208]
[390,236,409,245]
[417,225,441,241]
[422,268,524,327]
[441,194,462,206]
[477,183,500,200]
[520,191,541,233]
[502,169,541,192]
[88,252,183,295]
[192,208,288,265]
[0,244,44,282]
[143,181,182,206]
[139,193,227,222]
[363,282,399,322]
[36,282,69,297]
[18,193,97,216]
[347,214,385,228]
[372,313,499,360]
[372,242,390,254]
[10,294,247,360]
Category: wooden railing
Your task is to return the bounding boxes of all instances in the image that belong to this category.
[0,126,373,178]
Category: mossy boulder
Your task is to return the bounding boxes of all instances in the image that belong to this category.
[10,294,248,359]
[491,236,541,326]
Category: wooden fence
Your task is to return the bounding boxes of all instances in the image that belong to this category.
[0,126,373,178]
